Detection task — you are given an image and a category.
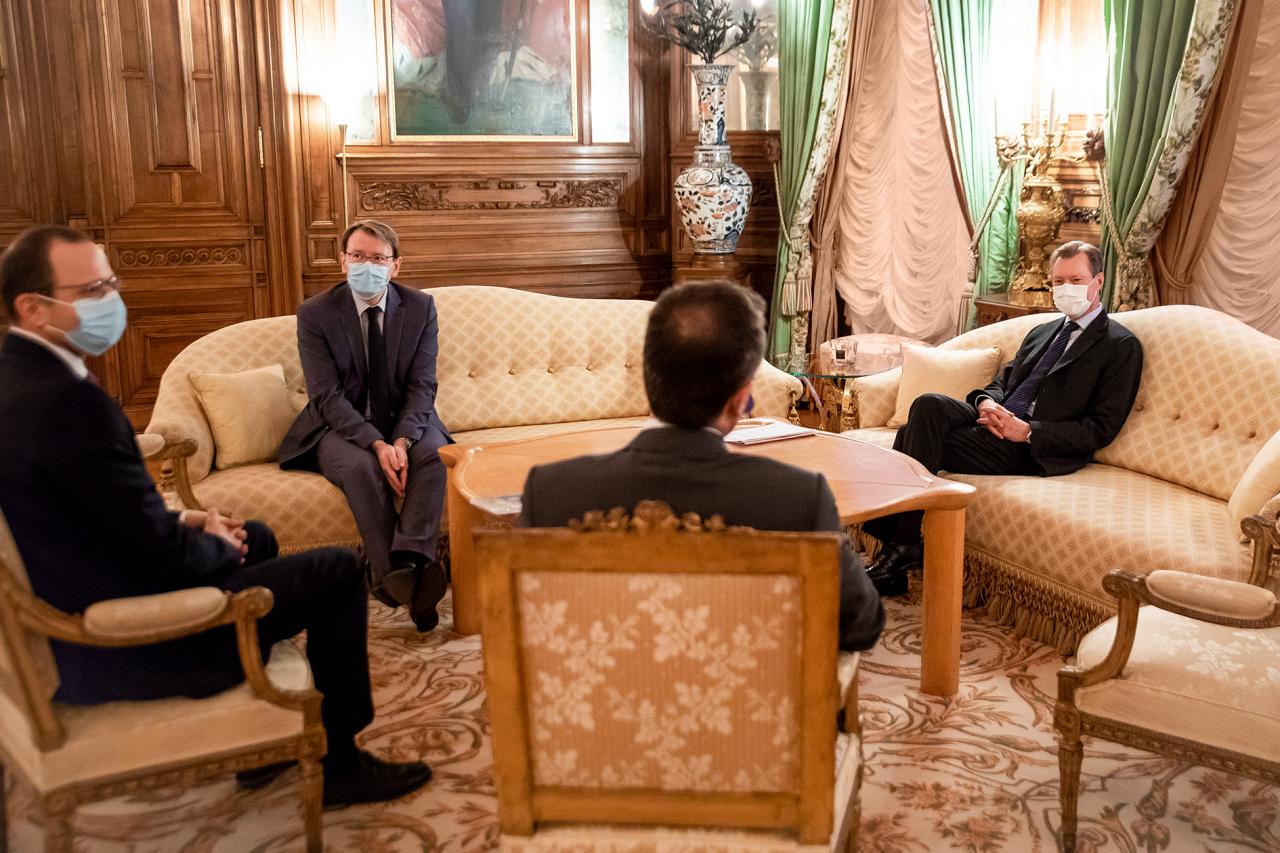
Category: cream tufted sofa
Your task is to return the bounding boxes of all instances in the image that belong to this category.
[843,305,1280,653]
[144,286,802,554]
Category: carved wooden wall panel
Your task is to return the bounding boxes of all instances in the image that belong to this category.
[78,0,271,425]
[0,2,61,246]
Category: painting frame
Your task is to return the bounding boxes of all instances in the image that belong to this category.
[385,0,580,143]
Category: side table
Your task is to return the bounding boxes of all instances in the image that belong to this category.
[973,292,1056,327]
[771,354,872,433]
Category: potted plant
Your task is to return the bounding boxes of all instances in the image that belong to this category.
[643,1,759,254]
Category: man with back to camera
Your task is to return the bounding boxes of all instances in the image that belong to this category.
[862,241,1144,596]
[518,280,885,652]
[278,219,452,632]
[0,224,432,806]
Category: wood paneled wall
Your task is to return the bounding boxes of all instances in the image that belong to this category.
[1,0,783,427]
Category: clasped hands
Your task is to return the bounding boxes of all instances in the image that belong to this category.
[373,438,412,498]
[180,508,249,562]
[976,399,1031,443]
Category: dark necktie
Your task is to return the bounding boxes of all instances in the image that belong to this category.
[1003,320,1079,420]
[366,306,393,438]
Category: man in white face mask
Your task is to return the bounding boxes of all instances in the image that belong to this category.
[863,241,1144,595]
[0,225,434,806]
[278,219,452,632]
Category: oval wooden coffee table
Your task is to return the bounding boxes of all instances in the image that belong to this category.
[439,421,976,697]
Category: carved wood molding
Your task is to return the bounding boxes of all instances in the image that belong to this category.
[357,177,624,212]
[115,244,249,269]
[570,501,746,534]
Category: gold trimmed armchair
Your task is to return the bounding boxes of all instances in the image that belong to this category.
[1055,569,1280,852]
[0,510,327,853]
[476,502,863,852]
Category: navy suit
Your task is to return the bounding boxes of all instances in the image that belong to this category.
[278,281,451,589]
[0,333,373,758]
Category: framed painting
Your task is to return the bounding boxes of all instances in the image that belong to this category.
[388,0,579,141]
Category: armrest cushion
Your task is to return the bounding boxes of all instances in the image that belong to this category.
[83,587,229,641]
[1145,570,1277,622]
[850,369,901,428]
[135,433,166,459]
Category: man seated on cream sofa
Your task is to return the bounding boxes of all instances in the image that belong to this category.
[863,241,1144,596]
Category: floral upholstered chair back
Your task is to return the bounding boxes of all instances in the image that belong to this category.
[476,503,845,844]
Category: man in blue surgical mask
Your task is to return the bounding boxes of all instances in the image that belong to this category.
[278,219,452,632]
[0,225,434,806]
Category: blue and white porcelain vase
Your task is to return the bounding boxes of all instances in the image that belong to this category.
[674,64,753,254]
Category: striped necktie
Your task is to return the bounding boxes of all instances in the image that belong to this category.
[1003,321,1079,419]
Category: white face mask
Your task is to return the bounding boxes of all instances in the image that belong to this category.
[1052,283,1092,319]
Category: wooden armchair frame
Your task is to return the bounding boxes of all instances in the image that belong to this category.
[0,545,326,852]
[477,502,861,849]
[1055,569,1280,852]
[1242,509,1279,588]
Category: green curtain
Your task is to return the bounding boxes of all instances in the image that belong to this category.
[929,0,1020,303]
[770,0,839,358]
[1100,0,1197,309]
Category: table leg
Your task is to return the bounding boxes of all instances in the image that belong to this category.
[445,468,484,635]
[920,507,964,697]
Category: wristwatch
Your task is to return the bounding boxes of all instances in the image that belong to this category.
[395,436,415,451]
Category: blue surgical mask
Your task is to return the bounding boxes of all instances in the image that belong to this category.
[44,290,128,356]
[347,262,391,299]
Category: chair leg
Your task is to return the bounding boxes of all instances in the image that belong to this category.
[1059,732,1084,853]
[41,797,73,853]
[300,758,324,853]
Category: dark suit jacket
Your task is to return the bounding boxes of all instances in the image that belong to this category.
[518,427,885,651]
[967,311,1143,476]
[278,280,451,470]
[0,333,243,702]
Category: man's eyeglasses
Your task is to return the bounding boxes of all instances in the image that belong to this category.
[53,276,123,299]
[344,251,395,266]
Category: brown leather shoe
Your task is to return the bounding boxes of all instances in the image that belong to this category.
[409,561,448,632]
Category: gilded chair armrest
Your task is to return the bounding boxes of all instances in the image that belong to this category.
[837,651,860,735]
[84,587,230,640]
[1061,569,1280,697]
[1242,498,1280,588]
[147,435,203,510]
[7,583,319,715]
[1141,570,1278,624]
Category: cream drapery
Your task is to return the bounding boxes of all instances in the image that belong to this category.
[1186,0,1280,337]
[831,0,969,344]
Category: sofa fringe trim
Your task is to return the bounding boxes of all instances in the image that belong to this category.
[962,548,1112,655]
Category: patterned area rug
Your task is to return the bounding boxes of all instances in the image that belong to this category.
[6,596,1278,851]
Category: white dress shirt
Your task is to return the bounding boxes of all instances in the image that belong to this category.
[8,326,89,380]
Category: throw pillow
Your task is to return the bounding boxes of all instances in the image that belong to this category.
[1227,428,1280,542]
[889,344,1002,428]
[189,364,299,469]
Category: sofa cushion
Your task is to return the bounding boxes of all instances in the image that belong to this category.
[950,464,1253,608]
[889,344,999,428]
[432,286,652,433]
[189,364,302,469]
[1075,607,1280,764]
[1093,305,1280,502]
[192,466,358,554]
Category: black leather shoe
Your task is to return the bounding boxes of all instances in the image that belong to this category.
[323,750,432,809]
[865,542,922,599]
[410,561,449,632]
[236,760,296,790]
[866,542,923,576]
[377,561,420,606]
